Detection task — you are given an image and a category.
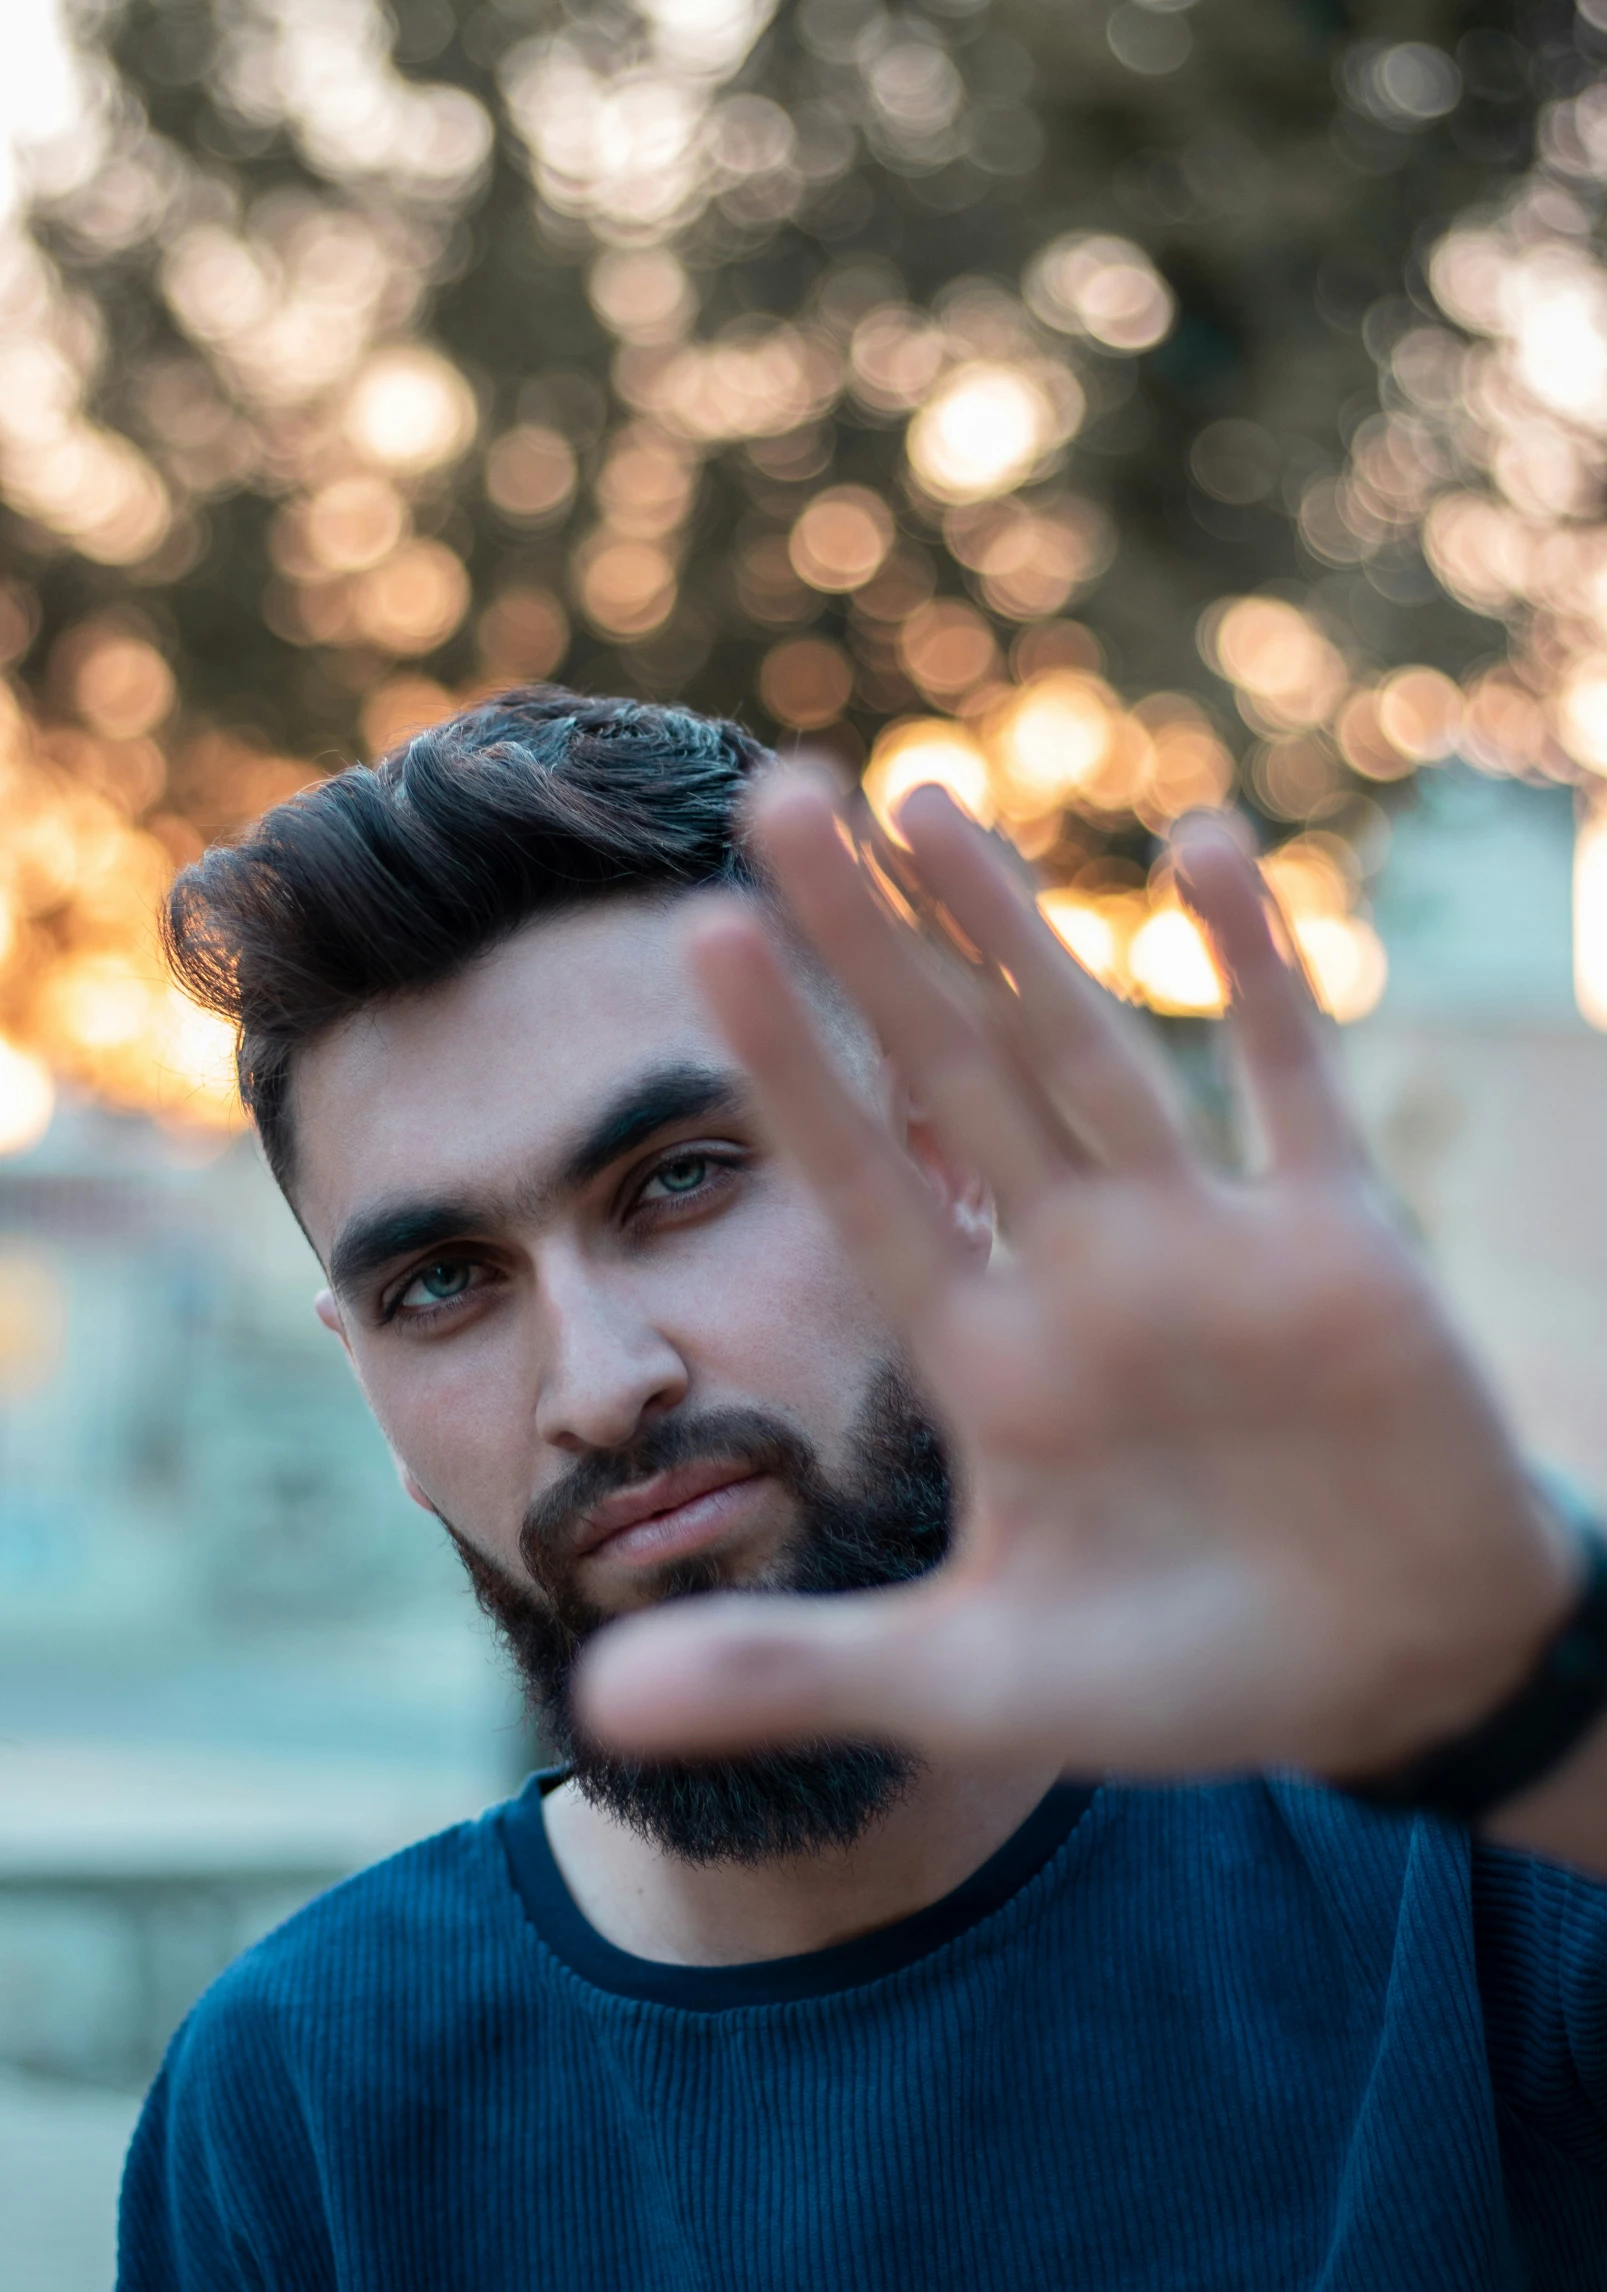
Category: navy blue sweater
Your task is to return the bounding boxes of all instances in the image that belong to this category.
[118,1774,1607,2288]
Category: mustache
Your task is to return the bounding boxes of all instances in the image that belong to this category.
[517,1407,818,1581]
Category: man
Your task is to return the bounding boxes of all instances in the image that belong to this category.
[120,685,1607,2287]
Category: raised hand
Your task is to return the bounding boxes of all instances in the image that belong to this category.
[575,773,1579,1788]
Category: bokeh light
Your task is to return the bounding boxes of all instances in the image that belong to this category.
[1,0,1593,1130]
[1376,669,1462,765]
[1037,890,1124,995]
[62,628,175,740]
[576,534,677,637]
[1127,908,1225,1017]
[863,719,996,835]
[988,672,1116,812]
[351,540,471,654]
[344,346,478,475]
[0,1035,55,1156]
[788,487,894,593]
[301,478,408,573]
[1202,597,1349,733]
[484,426,578,526]
[897,599,1000,704]
[1558,658,1607,776]
[906,362,1073,504]
[1025,233,1176,352]
[477,588,570,684]
[759,637,853,729]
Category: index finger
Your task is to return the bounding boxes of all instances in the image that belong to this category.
[688,898,962,1329]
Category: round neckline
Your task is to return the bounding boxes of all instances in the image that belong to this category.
[498,1771,1096,2011]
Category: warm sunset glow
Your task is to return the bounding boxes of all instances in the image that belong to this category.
[0,1036,55,1156]
[0,0,1582,1129]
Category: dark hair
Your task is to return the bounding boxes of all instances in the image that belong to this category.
[164,686,774,1191]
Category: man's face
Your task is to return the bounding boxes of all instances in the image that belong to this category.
[290,893,958,1857]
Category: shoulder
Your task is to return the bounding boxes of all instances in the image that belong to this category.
[171,1798,526,2076]
[118,1806,532,2285]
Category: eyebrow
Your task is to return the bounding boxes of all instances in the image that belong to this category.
[552,1061,746,1196]
[326,1061,748,1305]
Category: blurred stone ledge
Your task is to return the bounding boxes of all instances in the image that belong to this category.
[0,1740,492,2089]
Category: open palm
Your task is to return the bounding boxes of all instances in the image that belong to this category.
[578,776,1575,1786]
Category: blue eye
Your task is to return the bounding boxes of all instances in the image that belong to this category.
[399,1261,473,1310]
[650,1155,709,1197]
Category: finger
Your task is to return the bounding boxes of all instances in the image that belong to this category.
[572,1582,983,1758]
[573,1562,1278,1772]
[689,901,958,1327]
[894,785,1191,1177]
[1172,816,1364,1178]
[748,775,1069,1221]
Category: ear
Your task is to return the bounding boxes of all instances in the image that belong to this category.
[314,1287,353,1359]
[883,1060,994,1261]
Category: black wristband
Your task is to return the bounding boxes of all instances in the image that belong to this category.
[1344,1492,1607,1827]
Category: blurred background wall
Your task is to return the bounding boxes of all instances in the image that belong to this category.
[4,1,1607,2285]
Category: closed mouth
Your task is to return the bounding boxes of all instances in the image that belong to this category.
[573,1460,764,1563]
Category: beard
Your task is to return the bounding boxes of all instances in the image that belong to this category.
[449,1363,951,1866]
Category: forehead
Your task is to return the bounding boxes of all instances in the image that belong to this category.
[290,894,733,1247]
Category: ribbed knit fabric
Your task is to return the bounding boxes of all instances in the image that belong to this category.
[117,1776,1607,2289]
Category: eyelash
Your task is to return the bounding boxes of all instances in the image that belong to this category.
[380,1147,747,1327]
[382,1258,497,1329]
[624,1145,745,1226]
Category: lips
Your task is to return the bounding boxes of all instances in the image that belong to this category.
[572,1460,763,1564]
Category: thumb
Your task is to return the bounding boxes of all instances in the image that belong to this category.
[572,1585,952,1757]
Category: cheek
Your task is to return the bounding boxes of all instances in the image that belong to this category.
[347,1325,538,1539]
[664,1181,894,1434]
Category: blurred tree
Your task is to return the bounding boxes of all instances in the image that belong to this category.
[0,0,1595,1130]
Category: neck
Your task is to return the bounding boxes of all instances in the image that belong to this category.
[540,1756,1063,1966]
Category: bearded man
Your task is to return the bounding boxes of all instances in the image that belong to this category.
[119,688,1607,2288]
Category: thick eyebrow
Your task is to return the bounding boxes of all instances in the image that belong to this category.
[550,1061,749,1197]
[328,1198,489,1305]
[326,1062,749,1305]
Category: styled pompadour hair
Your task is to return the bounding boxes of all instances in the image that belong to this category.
[164,686,773,1191]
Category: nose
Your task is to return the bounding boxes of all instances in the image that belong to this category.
[533,1245,688,1455]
